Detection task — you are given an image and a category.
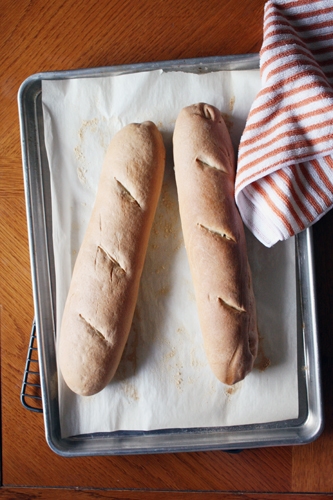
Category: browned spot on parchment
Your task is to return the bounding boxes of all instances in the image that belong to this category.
[254,334,271,372]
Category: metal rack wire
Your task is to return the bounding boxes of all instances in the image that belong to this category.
[21,319,43,413]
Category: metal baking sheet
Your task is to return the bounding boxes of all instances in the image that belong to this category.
[18,54,323,456]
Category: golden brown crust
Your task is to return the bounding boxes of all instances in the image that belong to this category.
[173,103,258,385]
[58,122,165,396]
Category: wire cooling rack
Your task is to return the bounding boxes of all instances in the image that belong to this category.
[21,319,43,413]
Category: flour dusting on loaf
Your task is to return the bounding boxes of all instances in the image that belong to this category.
[173,103,258,385]
[59,122,165,396]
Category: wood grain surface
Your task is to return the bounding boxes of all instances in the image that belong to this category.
[1,0,333,498]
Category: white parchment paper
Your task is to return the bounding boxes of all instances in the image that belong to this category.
[42,69,298,438]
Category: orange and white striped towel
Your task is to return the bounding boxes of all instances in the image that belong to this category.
[235,0,333,247]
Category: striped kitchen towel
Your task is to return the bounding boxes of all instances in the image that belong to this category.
[235,0,333,247]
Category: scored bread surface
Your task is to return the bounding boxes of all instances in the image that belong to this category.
[58,122,166,396]
[173,103,258,385]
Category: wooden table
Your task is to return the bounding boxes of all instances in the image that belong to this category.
[2,0,333,497]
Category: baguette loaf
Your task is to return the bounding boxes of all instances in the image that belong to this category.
[173,103,258,385]
[59,121,165,396]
